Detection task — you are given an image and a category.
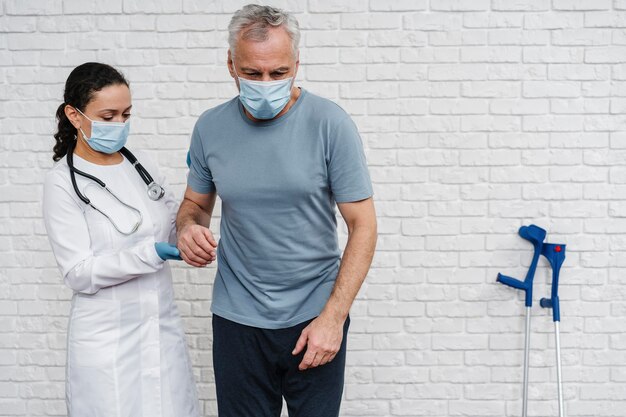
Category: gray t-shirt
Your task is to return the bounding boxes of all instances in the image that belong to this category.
[187,88,373,329]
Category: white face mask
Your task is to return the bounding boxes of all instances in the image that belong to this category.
[75,107,130,154]
[234,64,294,120]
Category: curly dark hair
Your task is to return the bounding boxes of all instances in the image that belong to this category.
[53,62,129,161]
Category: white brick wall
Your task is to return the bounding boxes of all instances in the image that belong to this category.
[1,0,625,416]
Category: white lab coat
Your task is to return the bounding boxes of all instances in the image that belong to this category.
[42,150,200,417]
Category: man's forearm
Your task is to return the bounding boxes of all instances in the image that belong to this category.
[321,223,377,321]
[176,198,212,234]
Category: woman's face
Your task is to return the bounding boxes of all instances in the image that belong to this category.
[67,83,132,140]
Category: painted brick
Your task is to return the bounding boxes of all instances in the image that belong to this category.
[1,4,623,416]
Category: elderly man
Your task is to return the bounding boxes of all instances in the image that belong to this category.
[176,4,377,416]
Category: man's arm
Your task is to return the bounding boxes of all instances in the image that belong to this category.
[176,186,218,267]
[292,197,377,370]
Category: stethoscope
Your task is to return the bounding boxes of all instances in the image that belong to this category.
[67,140,165,235]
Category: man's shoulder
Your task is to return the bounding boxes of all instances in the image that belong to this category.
[301,90,350,123]
[195,97,240,129]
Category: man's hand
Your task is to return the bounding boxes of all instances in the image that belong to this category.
[291,198,376,371]
[292,313,345,371]
[176,188,217,267]
[177,224,217,267]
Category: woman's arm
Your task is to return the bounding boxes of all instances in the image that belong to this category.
[43,171,164,294]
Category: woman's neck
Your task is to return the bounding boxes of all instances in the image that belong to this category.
[73,135,123,165]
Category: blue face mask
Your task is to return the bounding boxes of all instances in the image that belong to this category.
[76,108,130,154]
[235,67,294,120]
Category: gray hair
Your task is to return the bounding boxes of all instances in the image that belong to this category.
[228,4,300,59]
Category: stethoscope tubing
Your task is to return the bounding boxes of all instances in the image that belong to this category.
[66,140,163,235]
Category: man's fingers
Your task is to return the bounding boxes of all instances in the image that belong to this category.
[292,331,308,356]
[201,229,218,262]
[203,228,218,249]
[299,350,317,371]
[311,352,326,368]
[319,352,335,366]
[176,225,217,264]
[179,241,210,265]
[179,248,208,267]
[179,231,214,263]
[190,234,214,260]
[178,238,211,267]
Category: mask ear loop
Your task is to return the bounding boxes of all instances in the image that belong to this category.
[78,128,90,142]
[71,106,91,142]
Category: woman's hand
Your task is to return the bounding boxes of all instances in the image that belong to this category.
[154,242,183,261]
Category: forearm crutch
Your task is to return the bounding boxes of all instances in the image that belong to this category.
[496,225,546,417]
[540,243,566,417]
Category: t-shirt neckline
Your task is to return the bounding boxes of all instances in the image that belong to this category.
[237,87,307,127]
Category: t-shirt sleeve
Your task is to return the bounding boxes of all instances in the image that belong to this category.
[187,122,216,194]
[327,116,374,203]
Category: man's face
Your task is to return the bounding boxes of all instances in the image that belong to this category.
[228,26,299,86]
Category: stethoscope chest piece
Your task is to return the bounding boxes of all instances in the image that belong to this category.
[147,182,165,201]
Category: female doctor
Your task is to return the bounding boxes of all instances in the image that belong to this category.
[42,62,203,416]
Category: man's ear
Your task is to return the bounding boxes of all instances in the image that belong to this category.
[227,50,236,78]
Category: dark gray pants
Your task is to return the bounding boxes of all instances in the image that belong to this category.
[212,314,350,417]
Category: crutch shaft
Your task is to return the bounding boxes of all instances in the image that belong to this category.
[522,307,531,417]
[555,321,564,417]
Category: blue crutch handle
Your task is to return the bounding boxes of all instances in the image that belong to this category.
[497,273,533,307]
[496,273,526,290]
[540,296,561,322]
[496,224,547,307]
